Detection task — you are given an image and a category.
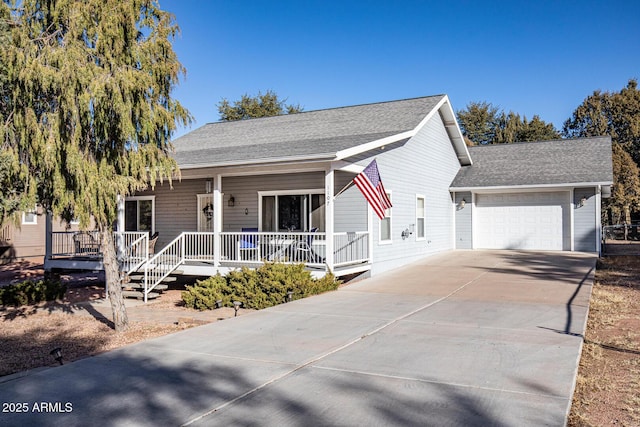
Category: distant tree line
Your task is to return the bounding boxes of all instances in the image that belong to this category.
[456,79,640,224]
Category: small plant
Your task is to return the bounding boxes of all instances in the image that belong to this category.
[0,278,67,307]
[181,262,341,310]
[181,274,231,311]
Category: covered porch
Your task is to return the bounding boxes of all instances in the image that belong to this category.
[44,162,373,300]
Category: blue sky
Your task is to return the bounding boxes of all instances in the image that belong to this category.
[161,0,640,139]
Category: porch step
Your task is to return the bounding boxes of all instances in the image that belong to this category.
[122,290,160,300]
[123,283,169,292]
[128,275,177,283]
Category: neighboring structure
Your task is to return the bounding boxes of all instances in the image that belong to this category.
[1,207,81,264]
[42,95,613,300]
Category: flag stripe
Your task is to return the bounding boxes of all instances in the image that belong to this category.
[352,160,392,220]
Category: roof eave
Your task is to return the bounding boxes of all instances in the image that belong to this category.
[449,181,614,192]
[177,153,337,170]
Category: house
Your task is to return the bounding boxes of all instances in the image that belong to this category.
[43,94,613,300]
[1,207,83,264]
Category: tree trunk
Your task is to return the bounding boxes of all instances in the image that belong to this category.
[101,229,129,332]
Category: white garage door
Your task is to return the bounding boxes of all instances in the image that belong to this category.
[475,192,568,250]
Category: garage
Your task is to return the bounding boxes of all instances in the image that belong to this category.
[475,192,570,250]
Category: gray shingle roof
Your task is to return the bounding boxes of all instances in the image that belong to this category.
[450,137,613,189]
[172,95,445,167]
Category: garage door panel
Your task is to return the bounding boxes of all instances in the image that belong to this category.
[475,192,568,251]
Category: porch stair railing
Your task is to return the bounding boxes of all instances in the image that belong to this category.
[142,233,188,303]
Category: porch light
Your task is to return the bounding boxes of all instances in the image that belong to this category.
[458,198,466,210]
[205,179,212,193]
[228,195,235,207]
[233,300,241,316]
[50,347,63,365]
[578,196,587,208]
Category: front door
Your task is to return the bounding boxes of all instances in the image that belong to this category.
[197,194,215,232]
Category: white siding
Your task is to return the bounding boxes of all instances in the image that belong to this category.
[346,112,461,274]
[454,191,472,249]
[334,171,368,232]
[573,187,597,252]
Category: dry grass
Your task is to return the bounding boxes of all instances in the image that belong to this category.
[568,256,640,427]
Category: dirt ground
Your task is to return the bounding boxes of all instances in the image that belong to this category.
[568,256,640,426]
[0,262,242,378]
[2,259,639,425]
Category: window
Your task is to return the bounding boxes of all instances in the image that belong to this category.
[124,197,154,233]
[416,196,425,240]
[197,194,214,232]
[259,191,325,232]
[380,192,392,244]
[22,206,38,225]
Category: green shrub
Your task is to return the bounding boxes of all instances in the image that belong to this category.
[181,274,231,310]
[0,279,67,307]
[181,262,341,311]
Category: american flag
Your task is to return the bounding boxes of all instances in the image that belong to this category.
[353,160,392,220]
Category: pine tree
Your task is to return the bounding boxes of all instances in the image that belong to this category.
[1,0,191,331]
[218,90,303,121]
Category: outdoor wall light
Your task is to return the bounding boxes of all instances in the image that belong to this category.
[244,208,249,215]
[458,198,466,210]
[50,347,63,365]
[233,300,242,316]
[228,195,235,207]
[205,179,212,193]
[578,196,587,208]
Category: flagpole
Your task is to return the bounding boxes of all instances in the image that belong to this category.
[334,181,354,198]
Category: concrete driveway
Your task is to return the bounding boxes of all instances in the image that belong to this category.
[0,250,595,426]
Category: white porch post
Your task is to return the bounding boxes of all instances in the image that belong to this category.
[213,174,223,267]
[115,195,125,260]
[116,195,125,232]
[325,168,335,272]
[44,211,53,270]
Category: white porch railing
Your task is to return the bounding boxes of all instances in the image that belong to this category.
[115,232,149,274]
[220,231,328,267]
[50,230,371,302]
[333,232,370,267]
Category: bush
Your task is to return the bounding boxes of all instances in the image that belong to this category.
[182,262,341,310]
[0,279,67,307]
[181,274,231,311]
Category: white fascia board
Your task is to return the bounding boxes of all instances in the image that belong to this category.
[177,152,337,170]
[335,130,415,161]
[449,181,613,192]
[434,95,472,166]
[333,161,365,174]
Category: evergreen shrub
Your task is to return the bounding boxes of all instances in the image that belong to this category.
[182,262,340,310]
[0,279,67,307]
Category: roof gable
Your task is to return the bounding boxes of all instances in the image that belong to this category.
[450,137,613,189]
[172,95,470,168]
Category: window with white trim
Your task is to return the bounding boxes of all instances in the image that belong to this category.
[379,192,392,244]
[259,191,325,232]
[22,206,38,225]
[416,195,425,240]
[124,196,155,233]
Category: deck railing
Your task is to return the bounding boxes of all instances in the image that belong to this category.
[220,231,328,267]
[333,232,369,267]
[51,230,102,257]
[50,230,370,301]
[0,223,12,244]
